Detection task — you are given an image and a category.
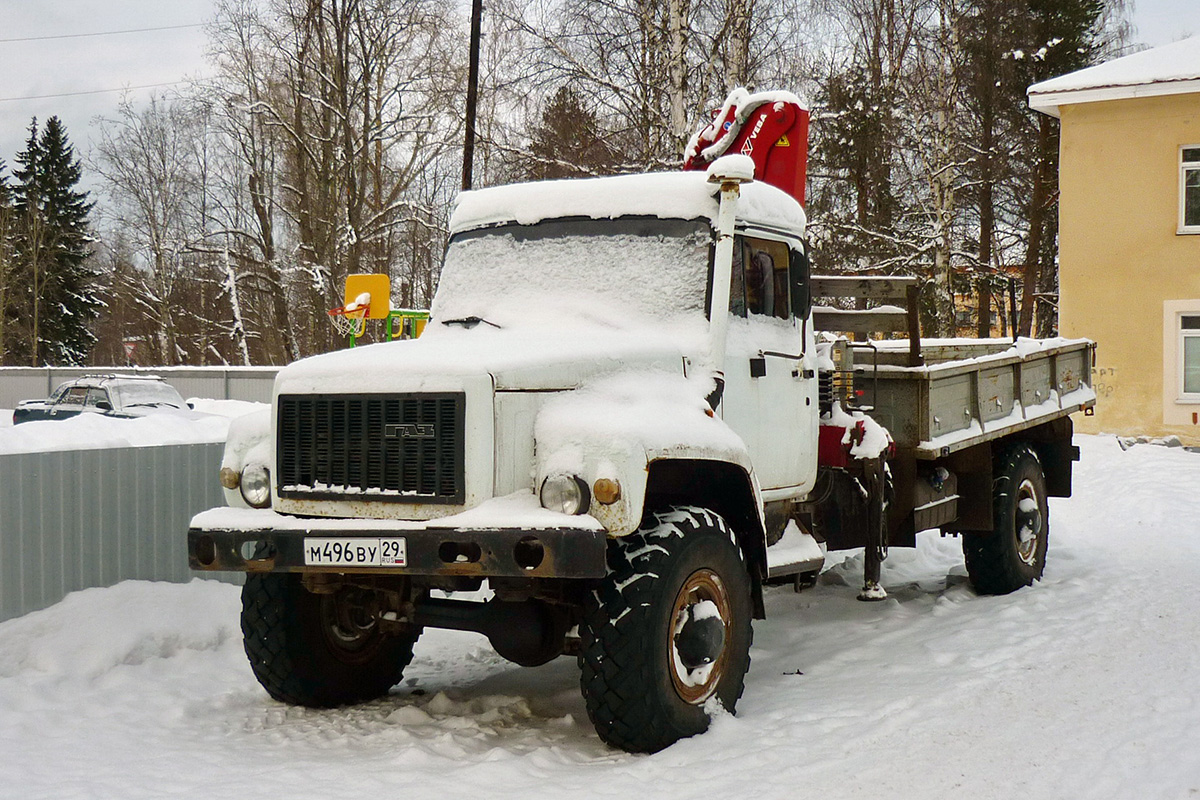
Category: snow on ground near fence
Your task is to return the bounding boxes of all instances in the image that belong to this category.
[1,435,1198,799]
[0,399,266,454]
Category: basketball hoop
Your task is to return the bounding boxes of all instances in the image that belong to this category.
[330,280,387,346]
[328,303,369,338]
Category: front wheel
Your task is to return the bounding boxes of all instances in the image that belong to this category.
[963,445,1049,595]
[241,573,418,708]
[579,506,753,753]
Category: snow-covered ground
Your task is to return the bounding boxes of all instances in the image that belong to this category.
[1,435,1198,799]
[0,399,265,454]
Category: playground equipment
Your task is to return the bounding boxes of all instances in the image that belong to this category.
[328,274,429,347]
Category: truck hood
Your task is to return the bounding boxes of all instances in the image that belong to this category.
[275,324,698,395]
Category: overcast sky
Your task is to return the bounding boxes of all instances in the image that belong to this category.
[0,1,211,172]
[0,0,1195,186]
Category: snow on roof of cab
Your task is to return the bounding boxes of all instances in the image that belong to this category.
[449,171,806,236]
[1029,36,1200,117]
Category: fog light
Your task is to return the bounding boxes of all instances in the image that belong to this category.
[219,466,240,489]
[239,464,272,508]
[539,474,590,515]
[593,478,621,505]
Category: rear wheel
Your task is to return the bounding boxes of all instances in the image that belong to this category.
[964,445,1049,594]
[579,506,753,753]
[241,573,418,707]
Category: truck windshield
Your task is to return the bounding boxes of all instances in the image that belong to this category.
[433,217,712,329]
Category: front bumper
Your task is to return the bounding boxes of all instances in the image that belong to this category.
[187,506,608,580]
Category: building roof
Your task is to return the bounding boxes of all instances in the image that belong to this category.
[1029,36,1200,117]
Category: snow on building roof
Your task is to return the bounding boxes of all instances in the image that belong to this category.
[1029,36,1200,117]
[449,171,807,236]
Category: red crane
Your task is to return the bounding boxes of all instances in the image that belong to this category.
[682,88,810,206]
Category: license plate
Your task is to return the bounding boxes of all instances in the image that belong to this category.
[303,537,407,567]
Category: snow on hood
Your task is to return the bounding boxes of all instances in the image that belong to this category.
[274,324,694,395]
[535,371,747,473]
[449,171,806,237]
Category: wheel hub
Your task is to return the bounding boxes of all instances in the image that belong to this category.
[675,603,726,670]
[1015,478,1043,566]
[669,569,732,705]
[321,588,381,656]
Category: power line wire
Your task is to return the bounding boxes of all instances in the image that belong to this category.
[0,23,204,44]
[0,81,189,103]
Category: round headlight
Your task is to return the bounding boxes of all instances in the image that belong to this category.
[239,464,272,509]
[539,474,590,515]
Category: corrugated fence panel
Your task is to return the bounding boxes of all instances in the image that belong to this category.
[0,366,279,409]
[0,443,238,622]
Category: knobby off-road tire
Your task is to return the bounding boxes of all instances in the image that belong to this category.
[241,573,418,708]
[964,445,1049,595]
[579,506,753,753]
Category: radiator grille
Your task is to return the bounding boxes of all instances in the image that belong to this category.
[276,393,464,504]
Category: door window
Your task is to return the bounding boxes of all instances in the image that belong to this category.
[730,236,791,319]
[85,388,111,409]
[60,386,88,406]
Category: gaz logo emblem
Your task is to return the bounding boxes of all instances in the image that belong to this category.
[385,423,435,439]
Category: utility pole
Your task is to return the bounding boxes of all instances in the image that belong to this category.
[462,0,484,191]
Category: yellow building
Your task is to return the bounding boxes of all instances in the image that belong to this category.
[1029,37,1200,444]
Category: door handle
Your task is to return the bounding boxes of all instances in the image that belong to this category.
[758,350,812,379]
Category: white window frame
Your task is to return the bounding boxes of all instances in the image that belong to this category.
[1178,145,1200,234]
[1179,313,1200,401]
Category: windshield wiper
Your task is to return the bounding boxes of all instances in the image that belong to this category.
[441,316,501,329]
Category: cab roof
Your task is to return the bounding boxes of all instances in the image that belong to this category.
[449,171,807,238]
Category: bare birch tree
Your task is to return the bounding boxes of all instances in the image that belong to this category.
[92,95,204,364]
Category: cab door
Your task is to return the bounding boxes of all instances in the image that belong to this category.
[718,232,818,496]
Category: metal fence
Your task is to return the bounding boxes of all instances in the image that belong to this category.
[0,442,239,623]
[0,366,280,409]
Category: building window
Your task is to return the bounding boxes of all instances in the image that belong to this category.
[1180,147,1200,233]
[1181,315,1200,398]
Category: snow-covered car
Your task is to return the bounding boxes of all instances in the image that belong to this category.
[12,375,193,424]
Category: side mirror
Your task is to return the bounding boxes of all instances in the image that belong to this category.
[95,400,112,411]
[789,247,811,319]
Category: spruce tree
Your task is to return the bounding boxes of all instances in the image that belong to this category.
[957,0,1114,337]
[522,87,619,180]
[0,160,14,363]
[1009,0,1109,336]
[12,116,99,365]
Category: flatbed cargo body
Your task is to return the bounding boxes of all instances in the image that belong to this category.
[856,337,1097,457]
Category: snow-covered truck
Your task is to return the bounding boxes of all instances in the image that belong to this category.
[187,90,1096,754]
